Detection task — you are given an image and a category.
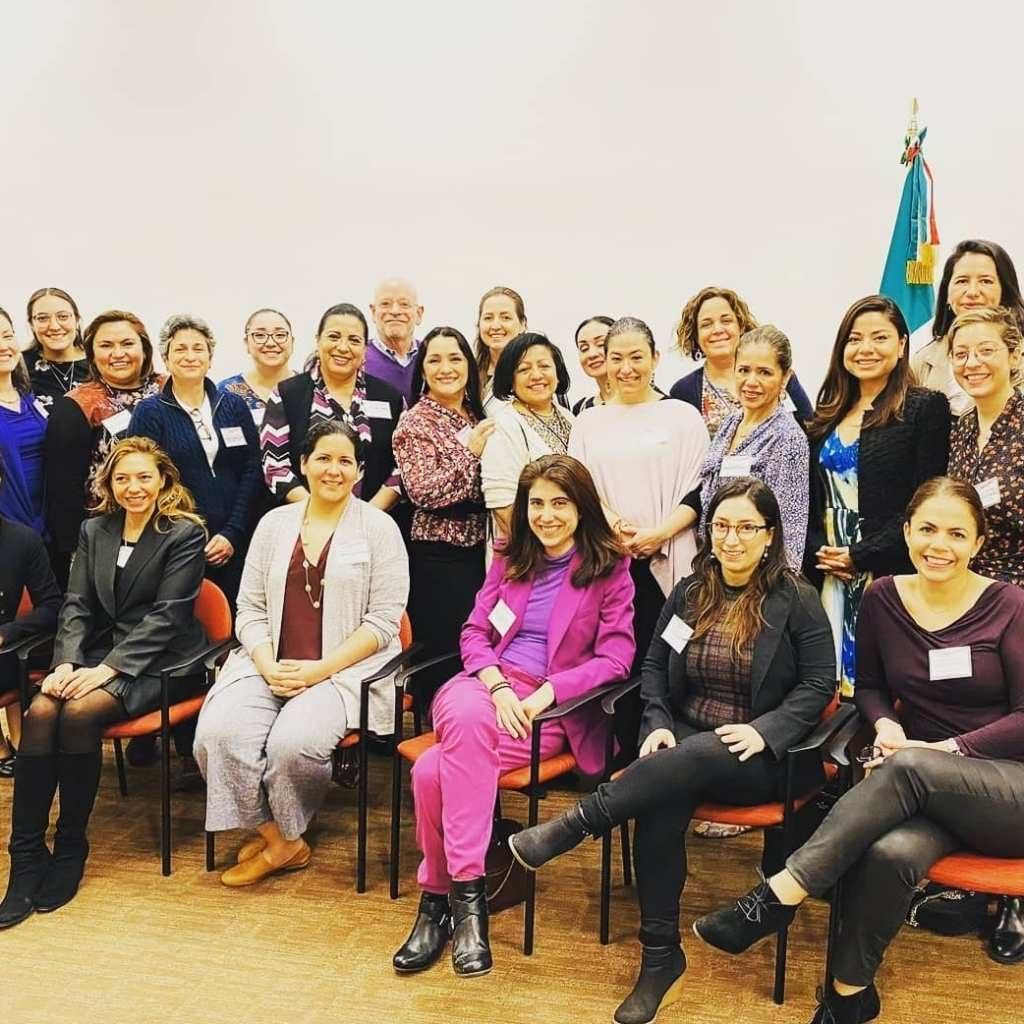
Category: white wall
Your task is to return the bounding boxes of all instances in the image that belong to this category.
[3,0,1022,402]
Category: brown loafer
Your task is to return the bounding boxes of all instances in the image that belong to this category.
[236,836,268,863]
[220,841,311,887]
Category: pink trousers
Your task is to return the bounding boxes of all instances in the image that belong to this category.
[413,667,568,891]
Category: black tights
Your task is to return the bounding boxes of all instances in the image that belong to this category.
[20,691,125,756]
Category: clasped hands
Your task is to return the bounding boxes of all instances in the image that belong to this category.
[40,662,118,701]
[615,520,666,559]
[257,657,330,698]
[860,719,957,771]
[490,680,554,740]
[815,545,855,582]
[640,722,766,762]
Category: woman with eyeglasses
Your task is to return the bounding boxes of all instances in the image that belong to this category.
[695,476,1024,1021]
[805,295,950,696]
[218,308,297,426]
[22,287,89,409]
[508,477,835,1024]
[130,315,262,607]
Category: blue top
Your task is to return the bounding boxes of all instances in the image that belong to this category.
[502,547,575,678]
[0,394,48,535]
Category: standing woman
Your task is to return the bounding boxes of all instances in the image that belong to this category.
[22,287,89,409]
[699,325,809,569]
[572,315,615,415]
[0,309,48,535]
[393,455,634,977]
[481,333,573,540]
[392,328,494,704]
[913,239,1024,417]
[805,295,950,696]
[570,317,709,671]
[195,421,408,886]
[0,437,207,927]
[473,286,527,409]
[44,310,165,587]
[668,286,813,437]
[261,303,404,515]
[130,314,262,607]
[217,307,296,425]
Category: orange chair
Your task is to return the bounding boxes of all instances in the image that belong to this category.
[388,651,622,954]
[598,679,855,1004]
[4,590,54,710]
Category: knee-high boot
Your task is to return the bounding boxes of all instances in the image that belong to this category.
[0,754,60,928]
[35,750,102,913]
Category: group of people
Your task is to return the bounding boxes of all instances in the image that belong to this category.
[0,240,1021,1024]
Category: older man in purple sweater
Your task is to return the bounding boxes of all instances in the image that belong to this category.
[366,277,423,400]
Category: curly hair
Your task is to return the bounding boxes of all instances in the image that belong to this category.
[674,286,758,359]
[160,313,216,362]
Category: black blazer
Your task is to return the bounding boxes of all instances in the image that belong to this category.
[53,512,208,716]
[803,387,950,587]
[640,574,836,758]
[44,395,100,556]
[0,517,61,647]
[276,372,404,506]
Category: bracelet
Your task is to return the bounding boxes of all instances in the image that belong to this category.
[489,683,511,696]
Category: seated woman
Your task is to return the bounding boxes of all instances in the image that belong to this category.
[694,476,1024,1024]
[508,477,835,1024]
[195,421,409,887]
[392,454,635,978]
[0,437,208,928]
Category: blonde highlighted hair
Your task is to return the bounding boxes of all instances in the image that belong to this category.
[946,305,1022,356]
[674,286,757,359]
[91,436,206,533]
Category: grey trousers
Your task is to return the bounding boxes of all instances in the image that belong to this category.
[786,747,1024,986]
[194,675,349,840]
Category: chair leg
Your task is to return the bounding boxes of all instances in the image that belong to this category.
[113,739,128,797]
[773,923,788,1004]
[600,827,612,945]
[620,821,632,886]
[524,788,539,956]
[161,726,172,877]
[824,879,842,988]
[357,737,369,893]
[205,831,215,872]
[389,751,403,900]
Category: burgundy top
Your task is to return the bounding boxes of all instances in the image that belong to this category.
[855,576,1024,761]
[277,534,331,662]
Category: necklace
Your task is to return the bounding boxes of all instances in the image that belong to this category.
[299,511,340,609]
[42,357,79,394]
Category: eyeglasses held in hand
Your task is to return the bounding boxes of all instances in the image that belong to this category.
[187,407,213,442]
[855,745,883,766]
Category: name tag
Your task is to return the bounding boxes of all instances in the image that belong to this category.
[102,409,132,437]
[975,478,1001,508]
[221,426,247,447]
[929,646,973,681]
[488,599,516,637]
[363,399,392,420]
[783,393,797,413]
[116,544,133,568]
[455,424,473,447]
[661,615,694,654]
[33,398,50,419]
[250,406,264,426]
[720,454,753,478]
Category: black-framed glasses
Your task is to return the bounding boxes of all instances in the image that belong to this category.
[248,330,291,347]
[710,521,770,541]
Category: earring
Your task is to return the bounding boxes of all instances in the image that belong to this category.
[762,549,769,561]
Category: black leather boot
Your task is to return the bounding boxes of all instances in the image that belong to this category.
[0,754,59,928]
[613,944,686,1024]
[989,896,1024,965]
[810,984,881,1024]
[34,750,102,913]
[508,801,594,871]
[693,879,798,954]
[393,891,451,973]
[450,877,492,977]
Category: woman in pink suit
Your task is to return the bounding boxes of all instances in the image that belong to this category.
[392,454,635,978]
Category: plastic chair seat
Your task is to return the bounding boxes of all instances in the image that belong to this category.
[340,693,413,749]
[103,695,207,739]
[927,852,1024,895]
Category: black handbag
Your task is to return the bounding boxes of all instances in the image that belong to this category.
[486,818,530,914]
[906,883,991,936]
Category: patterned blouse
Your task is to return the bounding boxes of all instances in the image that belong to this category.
[218,371,297,424]
[948,388,1024,586]
[514,403,572,453]
[700,375,738,440]
[392,396,487,548]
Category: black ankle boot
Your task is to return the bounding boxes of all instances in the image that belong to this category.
[34,751,102,914]
[450,877,492,977]
[693,879,798,954]
[810,983,881,1024]
[0,754,59,929]
[393,891,451,973]
[508,801,594,871]
[613,944,686,1024]
[989,896,1024,965]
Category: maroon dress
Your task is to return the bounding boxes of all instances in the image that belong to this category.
[277,535,332,661]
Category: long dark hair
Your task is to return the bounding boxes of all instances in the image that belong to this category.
[504,455,624,587]
[807,295,914,442]
[492,332,571,407]
[409,326,485,420]
[26,286,84,353]
[0,307,30,393]
[932,239,1024,339]
[686,477,794,659]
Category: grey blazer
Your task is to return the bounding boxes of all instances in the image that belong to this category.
[54,512,208,716]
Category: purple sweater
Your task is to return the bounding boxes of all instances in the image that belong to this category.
[365,337,420,401]
[855,576,1024,760]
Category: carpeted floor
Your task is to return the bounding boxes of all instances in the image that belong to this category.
[0,746,1019,1024]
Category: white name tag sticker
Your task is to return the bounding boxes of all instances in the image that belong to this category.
[33,398,50,419]
[661,615,694,654]
[250,406,264,425]
[975,478,1001,509]
[455,424,473,447]
[221,426,247,447]
[929,646,973,681]
[488,599,516,637]
[116,545,133,568]
[363,399,392,420]
[102,409,132,437]
[720,454,753,478]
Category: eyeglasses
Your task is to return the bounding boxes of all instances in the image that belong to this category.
[950,345,1004,365]
[855,745,883,766]
[187,407,213,442]
[248,330,291,347]
[375,300,415,312]
[31,312,74,326]
[710,521,770,541]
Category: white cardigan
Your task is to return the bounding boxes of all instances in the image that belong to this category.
[210,498,409,735]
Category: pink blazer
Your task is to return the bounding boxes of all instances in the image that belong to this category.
[460,552,636,775]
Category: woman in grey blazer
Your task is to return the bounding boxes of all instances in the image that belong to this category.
[195,421,409,888]
[0,437,208,929]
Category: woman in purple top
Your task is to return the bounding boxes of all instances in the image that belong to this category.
[695,477,1024,1024]
[392,455,634,980]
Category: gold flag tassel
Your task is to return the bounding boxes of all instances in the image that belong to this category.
[906,242,936,285]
